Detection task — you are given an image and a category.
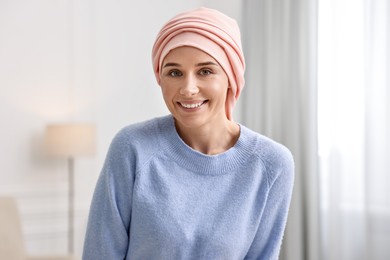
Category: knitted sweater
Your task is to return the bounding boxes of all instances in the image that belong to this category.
[83,115,294,260]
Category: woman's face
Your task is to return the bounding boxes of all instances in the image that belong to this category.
[160,46,229,130]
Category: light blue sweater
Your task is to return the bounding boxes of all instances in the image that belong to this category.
[83,115,294,260]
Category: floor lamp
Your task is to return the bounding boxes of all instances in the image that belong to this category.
[45,123,96,254]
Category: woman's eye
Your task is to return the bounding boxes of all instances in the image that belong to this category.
[168,70,182,77]
[199,69,212,76]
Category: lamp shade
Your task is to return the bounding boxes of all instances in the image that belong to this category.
[45,123,96,157]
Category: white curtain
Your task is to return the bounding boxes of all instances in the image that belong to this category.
[241,1,321,260]
[242,0,390,259]
[318,0,390,259]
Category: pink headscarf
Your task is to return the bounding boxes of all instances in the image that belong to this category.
[151,7,245,120]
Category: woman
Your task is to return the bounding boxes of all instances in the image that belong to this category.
[83,7,294,260]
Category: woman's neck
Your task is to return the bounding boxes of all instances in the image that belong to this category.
[174,118,240,155]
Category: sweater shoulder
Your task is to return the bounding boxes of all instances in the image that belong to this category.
[241,126,294,183]
[114,116,169,144]
[107,115,170,164]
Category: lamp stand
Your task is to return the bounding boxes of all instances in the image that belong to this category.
[68,157,74,254]
[45,123,96,254]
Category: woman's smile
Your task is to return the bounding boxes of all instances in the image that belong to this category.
[177,100,208,109]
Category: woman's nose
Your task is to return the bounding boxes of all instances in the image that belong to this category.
[180,75,199,96]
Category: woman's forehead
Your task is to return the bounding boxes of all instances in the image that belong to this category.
[162,46,218,66]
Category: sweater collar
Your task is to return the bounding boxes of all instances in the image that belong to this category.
[157,114,257,175]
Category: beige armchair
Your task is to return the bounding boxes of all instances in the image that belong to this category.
[0,196,77,260]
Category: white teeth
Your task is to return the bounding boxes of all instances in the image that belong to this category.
[180,102,203,108]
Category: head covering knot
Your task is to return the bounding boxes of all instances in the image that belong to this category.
[151,7,245,120]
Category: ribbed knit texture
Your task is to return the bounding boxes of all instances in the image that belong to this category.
[83,115,294,260]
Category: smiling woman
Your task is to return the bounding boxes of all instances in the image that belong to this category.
[160,46,233,147]
[82,7,295,260]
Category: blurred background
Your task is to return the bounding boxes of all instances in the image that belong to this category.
[0,0,388,259]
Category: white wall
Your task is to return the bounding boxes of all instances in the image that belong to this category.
[0,0,243,258]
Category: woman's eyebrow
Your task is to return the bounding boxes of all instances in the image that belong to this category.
[163,61,219,68]
[163,62,181,68]
[196,61,219,67]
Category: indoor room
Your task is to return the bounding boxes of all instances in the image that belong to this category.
[0,0,388,259]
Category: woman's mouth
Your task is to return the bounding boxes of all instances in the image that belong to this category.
[178,100,208,109]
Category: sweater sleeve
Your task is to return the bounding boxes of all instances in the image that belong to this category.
[83,129,135,260]
[245,146,295,260]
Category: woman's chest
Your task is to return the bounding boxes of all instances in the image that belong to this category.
[127,164,269,259]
